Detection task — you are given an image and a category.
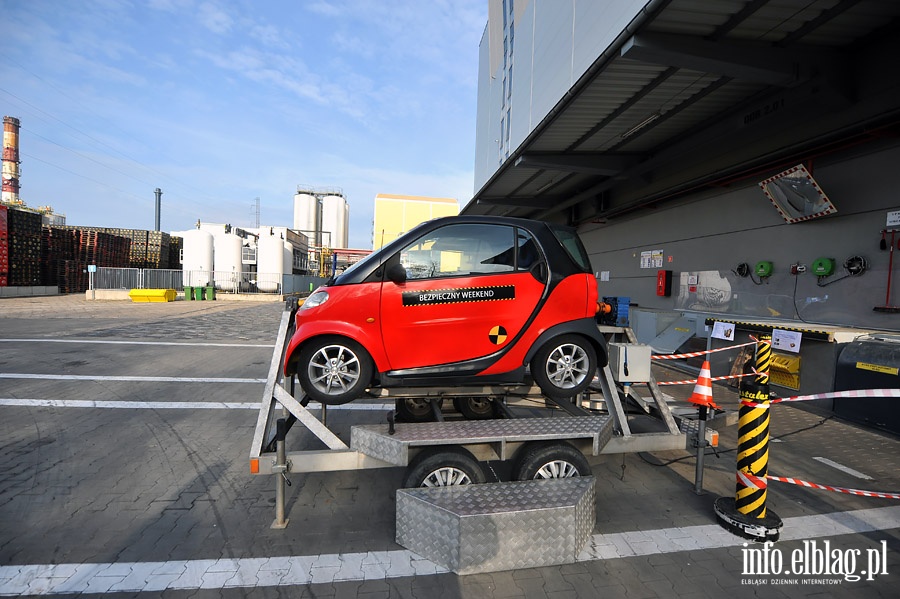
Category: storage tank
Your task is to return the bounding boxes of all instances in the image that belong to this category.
[182,229,213,287]
[283,241,293,275]
[322,194,347,248]
[214,232,244,291]
[256,233,284,293]
[293,191,318,237]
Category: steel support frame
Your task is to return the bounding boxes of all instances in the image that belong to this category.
[248,308,702,526]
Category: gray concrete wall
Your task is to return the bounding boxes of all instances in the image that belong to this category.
[579,142,900,332]
[0,286,59,298]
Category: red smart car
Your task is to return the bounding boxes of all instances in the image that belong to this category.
[284,215,607,406]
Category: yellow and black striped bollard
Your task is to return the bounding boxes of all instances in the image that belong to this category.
[714,335,783,541]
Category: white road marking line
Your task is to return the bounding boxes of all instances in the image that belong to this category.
[579,505,900,560]
[0,374,266,383]
[0,399,260,409]
[0,338,273,348]
[1,506,898,595]
[0,398,394,411]
[813,456,874,480]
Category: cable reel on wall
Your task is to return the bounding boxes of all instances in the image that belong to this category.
[733,261,769,285]
[844,255,868,276]
[816,255,867,286]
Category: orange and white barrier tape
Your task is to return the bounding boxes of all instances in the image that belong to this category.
[738,471,767,490]
[741,388,900,407]
[657,371,756,386]
[767,475,900,500]
[651,341,756,360]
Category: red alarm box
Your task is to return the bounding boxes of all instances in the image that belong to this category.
[656,269,672,296]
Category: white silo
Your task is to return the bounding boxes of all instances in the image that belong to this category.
[256,233,284,293]
[284,241,294,275]
[343,202,349,248]
[293,190,318,237]
[322,193,348,249]
[214,232,244,291]
[182,229,214,287]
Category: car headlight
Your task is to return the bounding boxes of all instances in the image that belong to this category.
[299,290,329,310]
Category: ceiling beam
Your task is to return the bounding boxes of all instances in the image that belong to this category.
[620,32,837,87]
[476,196,554,208]
[514,153,642,175]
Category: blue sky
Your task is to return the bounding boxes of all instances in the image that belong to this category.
[0,0,486,248]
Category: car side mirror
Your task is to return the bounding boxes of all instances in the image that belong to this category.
[386,263,407,284]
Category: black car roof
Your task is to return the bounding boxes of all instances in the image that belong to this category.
[330,215,583,286]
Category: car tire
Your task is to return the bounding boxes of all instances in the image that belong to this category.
[396,397,441,422]
[513,442,591,480]
[453,396,497,420]
[402,447,486,488]
[296,336,373,405]
[531,334,597,399]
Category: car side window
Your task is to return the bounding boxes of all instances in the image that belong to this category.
[516,229,539,270]
[399,224,516,280]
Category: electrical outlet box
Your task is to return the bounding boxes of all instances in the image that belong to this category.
[607,343,652,383]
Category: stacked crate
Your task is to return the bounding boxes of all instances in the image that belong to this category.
[168,235,182,269]
[77,230,131,267]
[40,226,132,293]
[2,206,42,286]
[51,226,170,270]
[0,206,8,286]
[40,226,76,289]
[99,227,170,269]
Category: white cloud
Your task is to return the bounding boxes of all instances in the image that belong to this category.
[197,1,233,34]
[249,23,290,50]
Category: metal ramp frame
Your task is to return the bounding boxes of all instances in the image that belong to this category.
[248,304,714,528]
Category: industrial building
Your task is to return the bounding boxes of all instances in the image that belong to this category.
[465,0,900,427]
[373,193,459,249]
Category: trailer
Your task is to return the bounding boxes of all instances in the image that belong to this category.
[250,300,716,494]
[247,300,724,572]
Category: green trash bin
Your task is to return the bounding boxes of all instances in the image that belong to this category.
[184,286,193,301]
[193,286,204,301]
[205,286,216,301]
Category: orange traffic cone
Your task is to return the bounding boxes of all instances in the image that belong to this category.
[689,360,719,409]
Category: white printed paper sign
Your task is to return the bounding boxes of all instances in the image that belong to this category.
[711,321,735,341]
[772,328,802,353]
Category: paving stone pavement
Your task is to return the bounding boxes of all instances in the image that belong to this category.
[0,295,899,597]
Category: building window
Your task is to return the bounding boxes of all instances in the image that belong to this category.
[499,0,515,163]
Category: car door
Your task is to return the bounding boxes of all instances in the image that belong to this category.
[380,223,546,371]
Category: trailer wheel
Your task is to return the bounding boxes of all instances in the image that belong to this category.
[453,396,497,420]
[396,397,442,422]
[297,337,373,405]
[531,335,597,399]
[513,442,591,480]
[403,448,486,488]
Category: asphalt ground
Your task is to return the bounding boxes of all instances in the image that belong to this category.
[0,294,899,598]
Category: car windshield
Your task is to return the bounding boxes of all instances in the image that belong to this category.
[330,219,435,285]
[548,224,591,272]
[332,247,381,281]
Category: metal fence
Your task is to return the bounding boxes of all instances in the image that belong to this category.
[95,267,327,295]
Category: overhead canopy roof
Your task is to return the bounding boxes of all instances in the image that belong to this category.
[464,0,900,224]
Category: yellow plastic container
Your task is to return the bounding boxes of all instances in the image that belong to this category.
[128,288,177,303]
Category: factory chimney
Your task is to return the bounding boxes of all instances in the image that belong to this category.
[2,116,21,204]
[154,188,162,231]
